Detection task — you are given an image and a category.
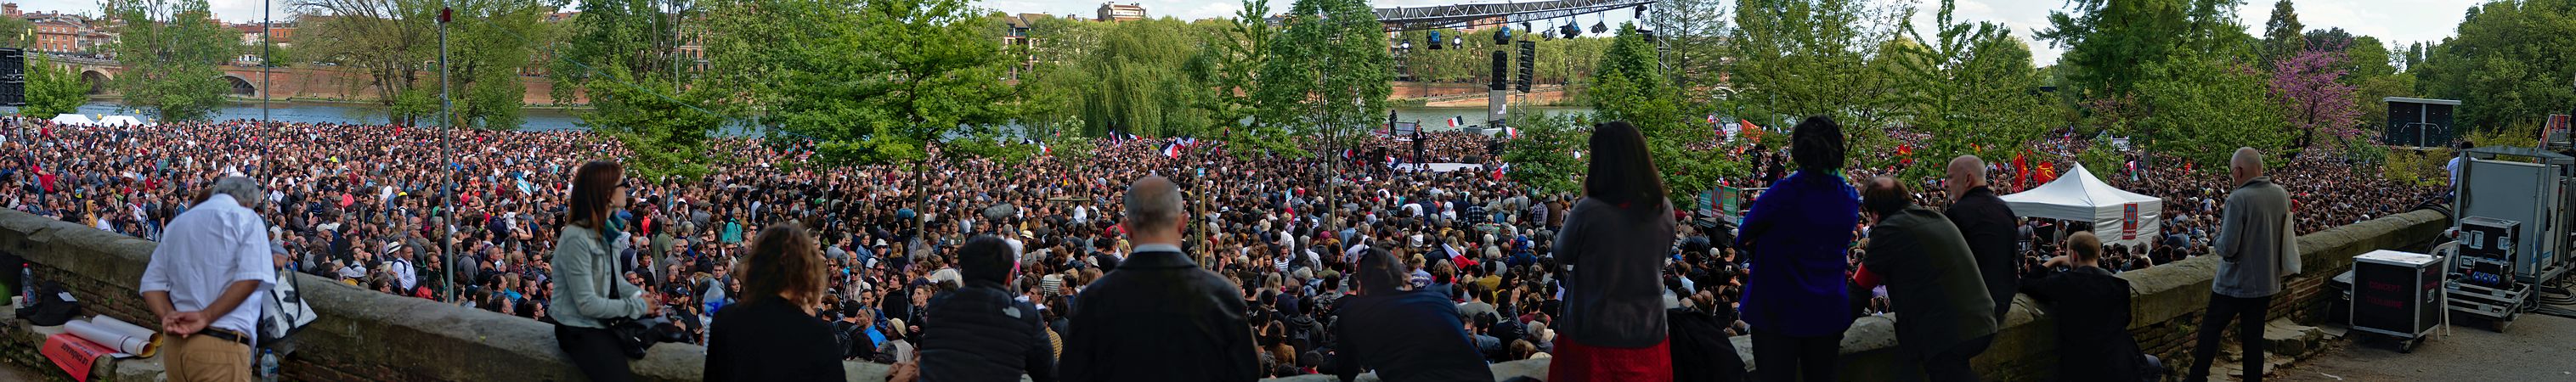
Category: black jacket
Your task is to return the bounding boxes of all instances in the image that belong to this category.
[918,282,1056,382]
[703,298,848,382]
[2020,267,2144,382]
[1332,289,1496,382]
[1946,187,2021,321]
[1060,250,1257,382]
[1669,308,1746,382]
[1861,206,2000,355]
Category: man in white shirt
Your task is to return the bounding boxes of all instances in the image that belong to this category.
[139,177,276,382]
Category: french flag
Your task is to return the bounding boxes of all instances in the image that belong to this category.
[1446,116,1464,127]
[1505,126,1521,139]
[1163,143,1182,159]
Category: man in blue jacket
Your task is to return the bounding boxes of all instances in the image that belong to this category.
[1331,248,1494,382]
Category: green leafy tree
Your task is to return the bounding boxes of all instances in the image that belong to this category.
[297,0,548,127]
[1646,0,1729,93]
[1071,18,1216,138]
[761,0,1022,168]
[1884,0,2060,182]
[584,66,724,180]
[2037,0,2189,97]
[2136,56,2295,168]
[21,57,88,118]
[298,0,437,123]
[1590,25,1734,203]
[1726,0,1903,139]
[2414,0,2576,132]
[1204,0,1274,138]
[1499,111,1589,194]
[103,0,234,122]
[1251,0,1392,156]
[0,14,31,48]
[2260,0,2305,63]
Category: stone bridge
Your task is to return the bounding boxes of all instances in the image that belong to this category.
[36,54,578,105]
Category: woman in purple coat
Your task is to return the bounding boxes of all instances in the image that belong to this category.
[1734,115,1861,382]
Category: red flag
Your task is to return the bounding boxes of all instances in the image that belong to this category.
[1739,121,1762,140]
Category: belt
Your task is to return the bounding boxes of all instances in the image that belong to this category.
[196,328,252,345]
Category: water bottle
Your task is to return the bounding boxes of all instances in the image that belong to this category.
[258,349,279,382]
[19,263,30,308]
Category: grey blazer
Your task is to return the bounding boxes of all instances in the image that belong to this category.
[551,225,648,329]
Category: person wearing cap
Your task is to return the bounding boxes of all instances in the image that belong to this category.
[917,235,1057,382]
[141,177,277,382]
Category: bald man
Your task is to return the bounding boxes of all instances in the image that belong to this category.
[1943,155,2020,321]
[2185,148,2292,382]
[1060,176,1258,382]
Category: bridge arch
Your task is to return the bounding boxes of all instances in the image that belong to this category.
[79,70,110,94]
[221,75,256,96]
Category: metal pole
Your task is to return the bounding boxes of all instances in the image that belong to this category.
[261,0,270,125]
[438,5,455,302]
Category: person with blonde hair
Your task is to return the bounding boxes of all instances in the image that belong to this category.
[704,226,845,381]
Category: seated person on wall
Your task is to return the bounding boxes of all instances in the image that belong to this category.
[2020,231,2157,382]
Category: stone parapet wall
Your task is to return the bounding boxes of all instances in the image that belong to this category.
[1825,208,2449,381]
[0,206,2446,381]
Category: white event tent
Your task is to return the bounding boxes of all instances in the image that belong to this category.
[1999,163,2163,249]
[48,114,95,126]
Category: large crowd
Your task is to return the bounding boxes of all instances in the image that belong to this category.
[1,114,2442,380]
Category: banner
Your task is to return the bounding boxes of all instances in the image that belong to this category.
[2122,203,2140,241]
[42,334,114,382]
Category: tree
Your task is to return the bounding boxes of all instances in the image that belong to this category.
[298,0,547,127]
[0,14,34,48]
[2268,48,2362,145]
[1204,0,1273,139]
[103,0,234,122]
[2137,56,2294,168]
[1590,24,1735,203]
[1726,0,1905,126]
[762,0,1023,167]
[297,0,435,122]
[2260,0,2304,62]
[21,57,88,118]
[1646,0,1729,93]
[2339,36,2411,132]
[1251,0,1392,157]
[1884,0,2060,181]
[443,0,551,130]
[1068,18,1216,138]
[2037,0,2189,97]
[1499,111,1588,194]
[584,66,724,180]
[2414,0,2576,132]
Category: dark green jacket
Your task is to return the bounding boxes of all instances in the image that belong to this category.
[1862,205,2000,355]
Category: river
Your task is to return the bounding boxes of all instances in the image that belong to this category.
[11,101,1590,133]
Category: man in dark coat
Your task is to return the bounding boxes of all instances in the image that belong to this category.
[1330,248,1495,382]
[1945,155,2021,321]
[1061,176,1257,382]
[2022,232,2147,382]
[1855,176,2000,382]
[918,236,1056,382]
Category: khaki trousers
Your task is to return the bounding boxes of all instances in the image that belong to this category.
[164,331,252,382]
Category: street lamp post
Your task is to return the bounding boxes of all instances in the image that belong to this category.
[438,5,455,302]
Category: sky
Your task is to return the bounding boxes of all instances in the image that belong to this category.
[8,0,2485,65]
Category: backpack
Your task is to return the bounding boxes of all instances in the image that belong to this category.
[14,280,78,326]
[831,320,858,358]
